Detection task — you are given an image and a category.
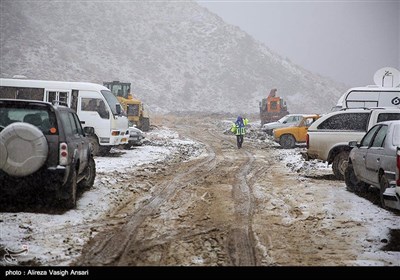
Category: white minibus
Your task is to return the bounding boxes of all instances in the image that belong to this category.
[0,78,129,155]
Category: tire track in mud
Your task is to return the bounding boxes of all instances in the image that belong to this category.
[77,120,261,266]
[180,124,258,265]
[228,150,257,266]
[76,130,218,265]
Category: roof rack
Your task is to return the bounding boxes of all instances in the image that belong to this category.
[340,107,390,111]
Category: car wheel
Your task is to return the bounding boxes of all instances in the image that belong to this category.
[141,117,150,132]
[265,129,273,136]
[379,174,389,209]
[344,163,368,193]
[332,151,349,180]
[0,122,48,176]
[79,156,96,190]
[124,143,132,150]
[63,167,77,209]
[88,136,100,156]
[99,146,111,156]
[279,134,295,149]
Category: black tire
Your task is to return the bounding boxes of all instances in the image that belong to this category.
[379,174,389,209]
[265,129,273,136]
[124,143,132,150]
[141,117,150,132]
[344,163,368,193]
[88,136,100,156]
[63,167,77,209]
[79,156,96,190]
[332,151,349,180]
[279,134,296,149]
[99,146,111,156]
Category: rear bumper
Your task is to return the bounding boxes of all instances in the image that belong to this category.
[0,165,69,191]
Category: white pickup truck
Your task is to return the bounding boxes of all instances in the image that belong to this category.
[305,108,400,180]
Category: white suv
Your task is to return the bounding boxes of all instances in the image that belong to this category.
[305,108,400,180]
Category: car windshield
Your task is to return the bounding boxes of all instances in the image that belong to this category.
[277,116,289,123]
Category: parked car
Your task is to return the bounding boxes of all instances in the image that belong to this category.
[262,114,303,135]
[273,114,320,148]
[305,108,400,180]
[345,120,400,208]
[125,125,144,149]
[0,99,96,209]
[381,147,400,210]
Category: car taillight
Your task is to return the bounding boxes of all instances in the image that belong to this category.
[397,148,400,186]
[59,142,68,166]
[306,134,309,149]
[111,131,120,136]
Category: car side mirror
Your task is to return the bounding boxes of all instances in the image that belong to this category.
[283,121,287,124]
[348,141,359,148]
[84,127,94,136]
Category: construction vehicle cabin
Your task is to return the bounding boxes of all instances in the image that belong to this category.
[103,81,150,131]
[259,89,289,125]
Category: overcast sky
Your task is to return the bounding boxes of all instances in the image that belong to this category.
[198,0,400,87]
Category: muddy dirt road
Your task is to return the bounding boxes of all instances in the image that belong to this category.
[74,114,399,266]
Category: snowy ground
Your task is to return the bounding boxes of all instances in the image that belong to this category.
[0,122,399,266]
[0,126,205,266]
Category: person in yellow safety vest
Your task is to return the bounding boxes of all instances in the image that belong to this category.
[230,116,249,149]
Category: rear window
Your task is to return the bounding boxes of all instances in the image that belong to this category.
[317,112,370,131]
[0,103,57,135]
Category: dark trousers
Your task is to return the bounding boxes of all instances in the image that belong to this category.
[236,135,244,149]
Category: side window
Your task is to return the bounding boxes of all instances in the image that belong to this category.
[17,88,44,100]
[48,91,57,104]
[68,112,79,135]
[377,113,400,123]
[318,113,369,131]
[72,113,84,136]
[59,92,69,105]
[59,111,73,136]
[0,86,17,98]
[98,100,109,119]
[81,98,109,119]
[371,125,388,148]
[360,125,381,147]
[71,90,79,111]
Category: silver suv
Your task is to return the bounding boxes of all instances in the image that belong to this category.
[0,99,96,209]
[345,120,400,208]
[306,108,400,179]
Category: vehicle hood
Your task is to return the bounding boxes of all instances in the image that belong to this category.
[263,122,281,129]
[128,126,143,134]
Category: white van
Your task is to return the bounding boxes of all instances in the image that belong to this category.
[333,85,400,111]
[0,78,129,155]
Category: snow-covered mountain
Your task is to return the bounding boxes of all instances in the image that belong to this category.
[0,0,347,114]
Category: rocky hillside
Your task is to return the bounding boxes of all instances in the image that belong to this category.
[0,0,347,114]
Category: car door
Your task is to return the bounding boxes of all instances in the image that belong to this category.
[352,124,381,182]
[70,112,88,174]
[364,125,388,184]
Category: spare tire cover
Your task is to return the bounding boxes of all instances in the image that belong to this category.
[0,122,48,177]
